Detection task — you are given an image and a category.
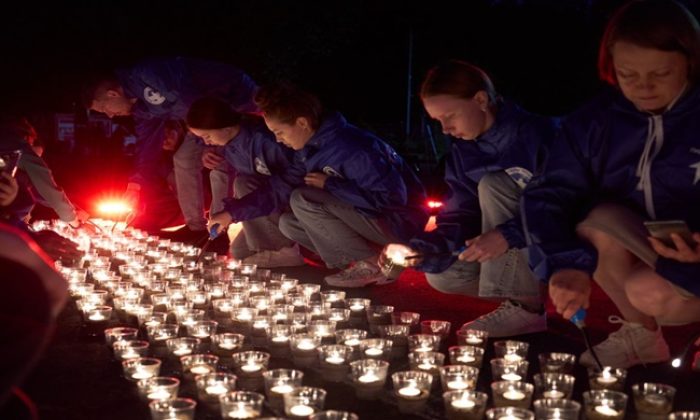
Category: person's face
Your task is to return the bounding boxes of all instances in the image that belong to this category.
[264,116,314,150]
[612,41,689,112]
[189,126,238,146]
[90,89,134,118]
[422,93,493,140]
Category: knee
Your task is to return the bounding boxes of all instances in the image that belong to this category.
[624,271,671,316]
[289,187,318,212]
[425,273,477,296]
[278,212,297,238]
[233,174,257,197]
[477,171,514,199]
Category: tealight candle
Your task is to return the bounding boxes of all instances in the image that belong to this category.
[492,381,534,409]
[284,387,326,419]
[263,369,304,410]
[589,367,626,391]
[350,359,389,401]
[444,391,490,420]
[392,371,432,414]
[583,390,627,420]
[219,391,265,419]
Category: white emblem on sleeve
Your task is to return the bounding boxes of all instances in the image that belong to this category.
[322,166,343,178]
[143,86,166,105]
[254,157,271,176]
[505,167,533,189]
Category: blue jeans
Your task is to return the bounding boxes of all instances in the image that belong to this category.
[173,134,231,230]
[426,171,540,299]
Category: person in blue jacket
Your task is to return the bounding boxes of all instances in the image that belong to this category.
[383,61,556,337]
[187,97,305,268]
[83,57,258,241]
[522,0,700,368]
[255,82,429,287]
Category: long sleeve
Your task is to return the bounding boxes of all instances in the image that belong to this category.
[19,152,77,222]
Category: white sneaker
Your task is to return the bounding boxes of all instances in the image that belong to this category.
[579,316,670,369]
[460,300,547,338]
[242,245,305,268]
[324,261,393,288]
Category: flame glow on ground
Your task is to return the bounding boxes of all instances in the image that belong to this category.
[96,200,132,215]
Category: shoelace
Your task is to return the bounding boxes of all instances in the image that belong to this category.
[603,315,644,363]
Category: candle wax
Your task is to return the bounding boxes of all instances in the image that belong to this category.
[501,373,522,381]
[451,398,476,409]
[457,355,476,363]
[594,405,619,416]
[241,363,262,373]
[325,355,345,365]
[542,389,565,399]
[290,404,314,416]
[447,380,470,390]
[502,389,526,400]
[365,348,383,356]
[358,373,380,383]
[398,387,421,397]
[205,383,228,395]
[190,365,212,374]
[270,384,294,394]
[297,341,316,351]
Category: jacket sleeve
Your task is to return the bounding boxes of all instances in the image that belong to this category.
[323,149,407,216]
[521,120,600,281]
[129,118,168,186]
[409,149,481,273]
[18,151,77,222]
[223,148,304,221]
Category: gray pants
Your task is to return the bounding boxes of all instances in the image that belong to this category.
[279,187,396,268]
[426,171,540,299]
[173,134,231,230]
[229,174,295,258]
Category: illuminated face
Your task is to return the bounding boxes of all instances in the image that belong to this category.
[189,127,238,146]
[422,93,493,140]
[263,116,314,150]
[90,89,134,118]
[612,41,689,113]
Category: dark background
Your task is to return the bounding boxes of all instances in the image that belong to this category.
[2,0,699,210]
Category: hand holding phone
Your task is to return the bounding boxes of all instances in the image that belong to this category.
[0,150,22,177]
[644,220,698,249]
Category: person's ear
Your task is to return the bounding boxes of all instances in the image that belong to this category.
[474,90,490,111]
[296,117,312,131]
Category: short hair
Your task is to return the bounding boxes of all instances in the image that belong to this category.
[420,60,498,104]
[598,0,700,85]
[80,71,121,109]
[254,82,323,130]
[186,97,242,129]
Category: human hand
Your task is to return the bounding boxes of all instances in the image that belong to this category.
[0,172,18,206]
[549,269,591,320]
[123,183,141,209]
[381,243,420,267]
[458,229,509,263]
[648,233,700,263]
[202,148,224,170]
[304,172,329,189]
[207,211,233,237]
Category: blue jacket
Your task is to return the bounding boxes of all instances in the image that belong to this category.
[409,101,556,273]
[293,112,429,241]
[221,118,298,221]
[115,57,259,186]
[522,87,700,296]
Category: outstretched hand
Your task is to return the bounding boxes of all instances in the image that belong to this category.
[549,269,592,320]
[649,233,700,263]
[458,228,509,263]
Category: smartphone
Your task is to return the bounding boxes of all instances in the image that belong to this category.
[0,150,21,177]
[644,220,697,248]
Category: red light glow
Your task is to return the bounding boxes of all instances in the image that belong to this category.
[97,200,132,215]
[427,200,443,209]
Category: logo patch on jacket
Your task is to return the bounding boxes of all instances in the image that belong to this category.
[255,158,271,176]
[143,86,166,105]
[322,166,343,178]
[505,167,533,189]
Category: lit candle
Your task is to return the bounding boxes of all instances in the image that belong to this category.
[644,394,667,405]
[594,404,619,417]
[398,386,421,397]
[297,340,316,351]
[344,338,360,346]
[205,383,228,395]
[241,362,262,373]
[173,346,192,356]
[543,389,565,399]
[447,378,470,390]
[501,373,522,381]
[391,252,406,266]
[417,362,435,371]
[452,397,476,409]
[219,340,237,350]
[270,384,294,394]
[597,369,618,385]
[359,373,380,383]
[190,365,212,375]
[147,388,171,400]
[228,405,258,419]
[325,355,345,365]
[290,404,314,417]
[365,348,383,357]
[350,304,364,311]
[88,313,106,321]
[131,369,153,380]
[271,336,288,343]
[503,353,522,363]
[502,388,526,401]
[465,336,483,345]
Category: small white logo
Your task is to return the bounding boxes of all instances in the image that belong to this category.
[255,157,271,176]
[322,166,343,178]
[505,167,533,189]
[143,86,166,105]
[690,161,700,185]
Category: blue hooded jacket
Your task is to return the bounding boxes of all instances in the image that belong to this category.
[409,100,556,273]
[522,87,700,296]
[115,57,259,186]
[221,118,298,221]
[292,112,429,241]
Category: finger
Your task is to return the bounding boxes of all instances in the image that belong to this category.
[562,302,581,320]
[670,233,692,254]
[648,237,674,258]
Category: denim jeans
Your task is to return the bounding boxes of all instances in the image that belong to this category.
[173,133,231,230]
[426,171,540,299]
[228,174,294,258]
[279,187,396,268]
